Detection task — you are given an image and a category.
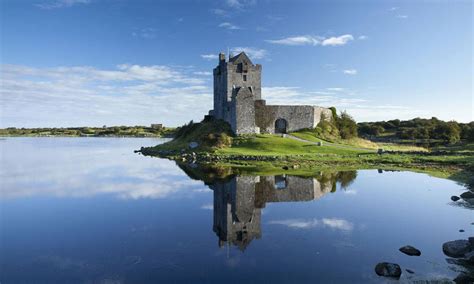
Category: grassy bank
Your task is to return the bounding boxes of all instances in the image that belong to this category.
[140,119,474,187]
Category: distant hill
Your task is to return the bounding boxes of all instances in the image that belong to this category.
[0,125,175,137]
[358,118,474,144]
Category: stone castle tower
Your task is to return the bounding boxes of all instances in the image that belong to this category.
[211,52,262,134]
[210,52,332,135]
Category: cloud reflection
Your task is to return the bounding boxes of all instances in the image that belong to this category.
[0,138,206,200]
[268,217,353,231]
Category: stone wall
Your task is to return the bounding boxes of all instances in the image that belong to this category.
[212,52,332,135]
[255,100,333,134]
[231,87,260,135]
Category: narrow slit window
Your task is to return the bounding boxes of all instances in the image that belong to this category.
[243,75,247,81]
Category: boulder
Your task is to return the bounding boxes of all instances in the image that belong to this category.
[468,237,474,246]
[460,191,474,200]
[375,262,402,278]
[442,240,471,258]
[453,273,474,284]
[451,196,461,201]
[465,251,474,263]
[189,142,199,149]
[399,245,421,256]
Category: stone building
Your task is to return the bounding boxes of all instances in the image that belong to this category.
[209,175,334,250]
[209,52,333,135]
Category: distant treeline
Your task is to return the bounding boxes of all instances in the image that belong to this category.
[0,125,176,137]
[358,118,474,143]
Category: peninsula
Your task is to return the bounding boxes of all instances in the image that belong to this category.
[140,52,474,187]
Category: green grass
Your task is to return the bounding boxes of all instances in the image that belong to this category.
[291,130,427,152]
[140,117,474,188]
[216,134,368,156]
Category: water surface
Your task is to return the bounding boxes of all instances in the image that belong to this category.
[0,138,472,283]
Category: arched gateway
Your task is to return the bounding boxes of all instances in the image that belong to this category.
[274,118,288,134]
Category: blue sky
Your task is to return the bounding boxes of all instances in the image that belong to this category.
[1,0,472,127]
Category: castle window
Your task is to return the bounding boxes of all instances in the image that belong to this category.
[243,75,247,81]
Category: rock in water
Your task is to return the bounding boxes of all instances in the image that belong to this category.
[453,273,474,284]
[451,196,460,201]
[188,142,199,149]
[465,251,474,263]
[460,191,474,200]
[442,240,471,258]
[375,262,402,278]
[399,245,421,256]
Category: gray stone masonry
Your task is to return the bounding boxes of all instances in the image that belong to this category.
[211,51,332,134]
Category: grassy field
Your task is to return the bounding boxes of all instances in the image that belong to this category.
[291,130,427,152]
[216,134,369,156]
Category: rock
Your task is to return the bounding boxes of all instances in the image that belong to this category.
[442,240,471,258]
[468,237,474,246]
[377,148,384,154]
[375,262,402,278]
[189,142,199,149]
[405,269,415,274]
[465,251,474,263]
[282,166,289,170]
[459,229,465,232]
[451,196,461,201]
[460,191,474,200]
[453,273,474,284]
[399,245,421,256]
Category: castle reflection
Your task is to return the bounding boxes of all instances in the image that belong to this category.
[205,171,357,250]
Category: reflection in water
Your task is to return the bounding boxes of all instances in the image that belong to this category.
[183,167,357,250]
[1,138,473,283]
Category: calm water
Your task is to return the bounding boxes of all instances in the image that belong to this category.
[0,138,472,283]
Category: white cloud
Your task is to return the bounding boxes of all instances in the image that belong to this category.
[0,64,211,127]
[200,204,213,210]
[226,0,255,9]
[358,35,368,40]
[201,54,219,60]
[261,86,427,122]
[397,15,408,19]
[227,0,242,8]
[194,71,212,76]
[231,47,267,59]
[36,0,90,9]
[326,87,345,92]
[389,7,399,11]
[267,34,354,47]
[132,28,157,39]
[343,69,357,75]
[321,34,354,46]
[266,35,321,46]
[211,8,229,17]
[269,217,354,231]
[218,22,241,30]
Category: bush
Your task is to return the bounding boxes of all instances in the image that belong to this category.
[337,111,358,139]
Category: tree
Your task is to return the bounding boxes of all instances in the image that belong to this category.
[337,111,358,139]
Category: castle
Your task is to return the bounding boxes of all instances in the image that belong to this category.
[210,174,335,250]
[209,52,332,135]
